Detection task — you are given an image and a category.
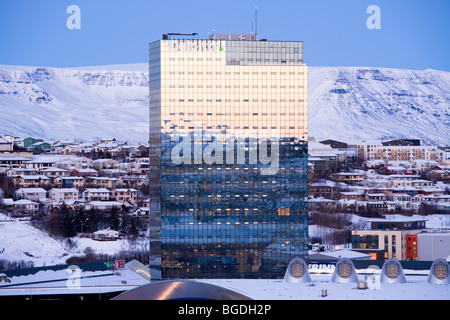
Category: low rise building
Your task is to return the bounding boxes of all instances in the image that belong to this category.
[48,188,79,202]
[351,218,450,261]
[15,188,47,201]
[13,199,39,214]
[83,188,111,201]
[112,188,138,206]
[53,176,85,189]
[12,175,51,188]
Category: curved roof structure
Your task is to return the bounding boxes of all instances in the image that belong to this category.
[112,280,253,300]
[284,257,312,283]
[428,258,449,285]
[380,258,407,284]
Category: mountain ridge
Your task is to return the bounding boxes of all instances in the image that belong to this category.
[1,64,449,145]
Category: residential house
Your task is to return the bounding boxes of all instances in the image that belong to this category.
[88,201,125,211]
[114,162,143,175]
[0,136,13,151]
[308,157,328,179]
[15,188,47,201]
[308,182,340,200]
[71,168,98,177]
[92,159,119,170]
[48,188,79,202]
[0,157,29,172]
[40,167,69,178]
[392,193,412,202]
[93,228,120,241]
[13,199,39,214]
[366,201,388,212]
[85,177,119,189]
[83,188,111,201]
[339,192,363,200]
[92,143,118,154]
[112,188,138,206]
[60,143,89,155]
[54,156,93,171]
[331,172,365,184]
[308,198,337,211]
[5,167,38,176]
[53,176,85,189]
[24,157,57,170]
[380,166,406,175]
[98,168,127,178]
[12,175,51,188]
[49,141,68,154]
[117,176,146,189]
[30,141,51,153]
[47,200,88,212]
[365,193,387,201]
[22,137,44,150]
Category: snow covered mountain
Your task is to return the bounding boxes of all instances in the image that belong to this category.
[0,63,448,145]
[308,67,450,145]
[0,64,150,142]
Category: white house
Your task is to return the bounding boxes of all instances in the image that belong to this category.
[89,201,124,211]
[0,136,13,151]
[15,188,47,201]
[13,199,39,214]
[55,156,93,170]
[93,228,120,241]
[40,167,69,178]
[48,188,79,202]
[83,188,111,201]
[92,158,119,170]
[392,193,412,202]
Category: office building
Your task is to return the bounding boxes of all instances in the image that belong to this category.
[149,33,308,279]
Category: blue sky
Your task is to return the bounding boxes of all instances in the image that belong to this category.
[1,0,449,71]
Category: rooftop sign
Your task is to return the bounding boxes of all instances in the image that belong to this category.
[169,40,222,52]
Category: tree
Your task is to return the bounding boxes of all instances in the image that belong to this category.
[60,204,76,237]
[110,206,120,230]
[73,207,88,233]
[128,217,138,238]
[87,208,98,232]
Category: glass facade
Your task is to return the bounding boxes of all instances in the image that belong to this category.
[149,37,308,279]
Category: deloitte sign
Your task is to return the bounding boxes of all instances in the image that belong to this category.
[169,40,222,52]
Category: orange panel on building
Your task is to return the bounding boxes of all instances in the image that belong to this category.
[406,234,418,259]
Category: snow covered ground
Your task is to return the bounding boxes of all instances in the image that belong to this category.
[1,212,448,269]
[0,213,147,267]
[1,212,449,300]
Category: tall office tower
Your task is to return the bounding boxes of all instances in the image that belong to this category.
[149,33,308,279]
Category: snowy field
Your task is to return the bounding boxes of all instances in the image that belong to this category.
[0,212,147,267]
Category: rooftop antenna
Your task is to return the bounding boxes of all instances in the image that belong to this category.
[255,6,258,39]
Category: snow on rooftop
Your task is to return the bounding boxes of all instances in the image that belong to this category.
[1,213,449,300]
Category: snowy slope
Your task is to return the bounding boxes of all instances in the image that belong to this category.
[308,67,450,145]
[0,214,69,266]
[0,64,149,142]
[0,64,449,145]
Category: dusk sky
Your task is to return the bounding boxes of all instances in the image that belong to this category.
[1,0,449,71]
